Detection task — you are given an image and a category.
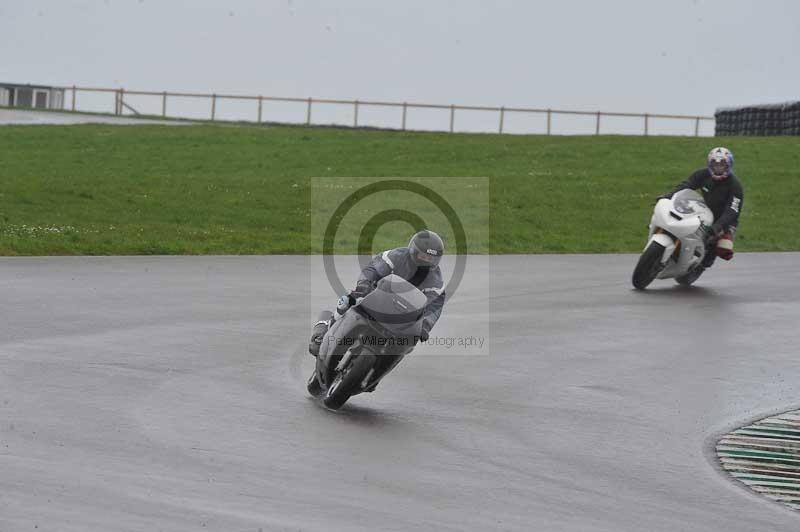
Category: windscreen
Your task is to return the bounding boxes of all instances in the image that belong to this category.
[358,274,427,326]
[672,189,708,215]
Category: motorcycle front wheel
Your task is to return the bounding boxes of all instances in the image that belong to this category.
[632,241,666,290]
[307,372,323,397]
[323,353,376,410]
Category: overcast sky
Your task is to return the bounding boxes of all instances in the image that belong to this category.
[2,0,798,120]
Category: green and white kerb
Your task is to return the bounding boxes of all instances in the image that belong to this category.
[717,410,800,511]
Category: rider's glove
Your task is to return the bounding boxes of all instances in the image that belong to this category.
[336,295,352,316]
[351,279,374,300]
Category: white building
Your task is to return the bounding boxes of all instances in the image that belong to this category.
[0,83,65,110]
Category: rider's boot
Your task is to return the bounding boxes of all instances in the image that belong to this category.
[308,310,334,357]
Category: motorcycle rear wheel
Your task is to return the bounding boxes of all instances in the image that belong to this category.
[632,241,666,290]
[323,353,376,410]
[675,265,705,286]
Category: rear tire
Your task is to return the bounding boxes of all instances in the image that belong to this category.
[676,266,705,286]
[322,353,376,410]
[632,241,666,290]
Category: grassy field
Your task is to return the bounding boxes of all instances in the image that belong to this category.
[1,123,798,255]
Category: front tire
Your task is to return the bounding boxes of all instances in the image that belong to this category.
[632,241,666,290]
[307,372,323,397]
[322,353,376,410]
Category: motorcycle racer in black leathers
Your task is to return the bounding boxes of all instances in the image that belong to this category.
[657,147,744,268]
[308,230,446,357]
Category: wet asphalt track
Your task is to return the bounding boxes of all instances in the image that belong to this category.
[0,109,188,126]
[1,254,799,531]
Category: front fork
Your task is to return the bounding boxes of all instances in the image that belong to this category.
[648,229,679,264]
[317,310,373,388]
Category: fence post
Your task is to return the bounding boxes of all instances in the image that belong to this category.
[162,91,167,117]
[595,111,601,135]
[353,100,359,128]
[258,96,263,123]
[402,103,407,131]
[114,90,118,115]
[119,88,125,115]
[644,113,649,136]
[211,94,216,121]
[449,105,455,133]
[499,106,505,134]
[71,85,76,111]
[546,109,552,135]
[306,97,312,125]
[694,117,700,137]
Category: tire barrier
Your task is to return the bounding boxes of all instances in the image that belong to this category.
[716,101,800,136]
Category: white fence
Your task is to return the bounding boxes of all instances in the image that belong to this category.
[59,85,715,136]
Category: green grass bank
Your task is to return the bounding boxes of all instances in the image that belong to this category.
[1,124,797,255]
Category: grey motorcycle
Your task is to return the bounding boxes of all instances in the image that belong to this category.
[307,274,426,409]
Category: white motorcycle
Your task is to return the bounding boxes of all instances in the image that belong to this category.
[632,189,714,289]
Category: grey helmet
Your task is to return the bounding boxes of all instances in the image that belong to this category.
[408,230,444,268]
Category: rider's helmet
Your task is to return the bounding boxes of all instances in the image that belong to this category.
[408,230,444,268]
[707,147,734,181]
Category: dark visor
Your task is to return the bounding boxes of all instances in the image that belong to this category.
[415,250,437,265]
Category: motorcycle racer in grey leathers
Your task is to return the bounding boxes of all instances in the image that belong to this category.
[309,230,446,356]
